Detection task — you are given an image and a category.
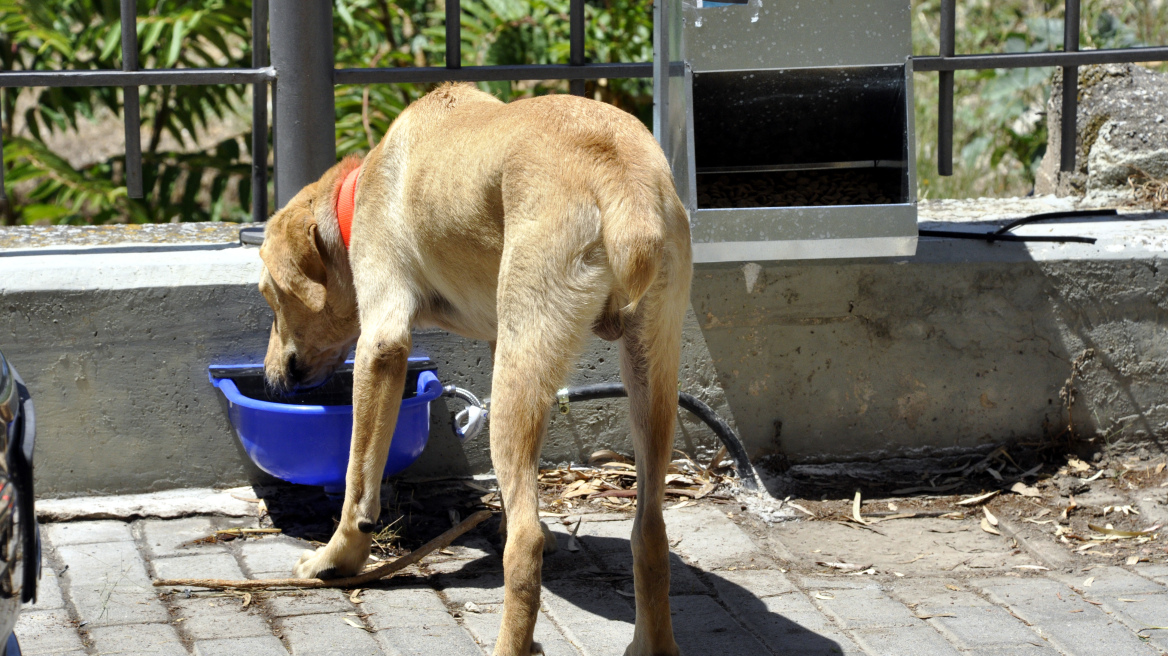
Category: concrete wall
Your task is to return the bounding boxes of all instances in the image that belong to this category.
[695,240,1167,462]
[1,244,729,497]
[3,207,1166,496]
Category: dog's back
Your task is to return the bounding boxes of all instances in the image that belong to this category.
[355,84,690,342]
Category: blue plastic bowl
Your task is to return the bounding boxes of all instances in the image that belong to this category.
[209,359,442,493]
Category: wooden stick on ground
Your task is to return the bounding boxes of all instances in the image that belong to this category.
[153,510,493,590]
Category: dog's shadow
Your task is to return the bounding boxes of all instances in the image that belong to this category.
[422,531,845,655]
[255,483,844,654]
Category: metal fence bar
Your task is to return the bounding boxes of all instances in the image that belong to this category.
[446,0,461,69]
[913,45,1168,71]
[251,0,269,223]
[1060,0,1080,172]
[120,0,143,199]
[336,62,652,85]
[569,0,585,96]
[0,90,5,204]
[269,1,336,211]
[937,0,955,176]
[0,68,275,88]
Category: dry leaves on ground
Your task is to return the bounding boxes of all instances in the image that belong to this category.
[526,449,734,512]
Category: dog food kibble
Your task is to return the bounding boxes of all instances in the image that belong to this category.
[696,169,896,209]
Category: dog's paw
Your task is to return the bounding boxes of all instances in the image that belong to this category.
[540,521,558,555]
[293,546,360,580]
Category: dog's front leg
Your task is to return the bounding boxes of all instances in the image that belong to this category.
[294,325,411,579]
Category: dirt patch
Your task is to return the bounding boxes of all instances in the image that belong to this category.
[740,449,1168,578]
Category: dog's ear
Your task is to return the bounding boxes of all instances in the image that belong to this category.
[261,210,328,313]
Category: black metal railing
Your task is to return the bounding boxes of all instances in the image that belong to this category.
[1,1,1165,218]
[0,0,640,222]
[913,0,1168,176]
[0,0,275,220]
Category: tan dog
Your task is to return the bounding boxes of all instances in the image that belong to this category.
[258,83,692,656]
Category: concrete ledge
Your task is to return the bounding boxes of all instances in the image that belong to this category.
[1,235,729,497]
[695,199,1167,461]
[4,199,1166,496]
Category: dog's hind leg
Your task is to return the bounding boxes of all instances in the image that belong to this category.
[293,313,413,579]
[489,232,610,656]
[490,340,559,557]
[620,270,689,656]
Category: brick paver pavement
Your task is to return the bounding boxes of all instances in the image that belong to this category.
[15,493,1167,655]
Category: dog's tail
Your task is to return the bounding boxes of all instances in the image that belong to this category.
[601,196,668,314]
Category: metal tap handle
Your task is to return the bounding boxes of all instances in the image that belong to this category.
[442,385,487,443]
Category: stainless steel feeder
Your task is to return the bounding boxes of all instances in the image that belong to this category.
[654,0,918,263]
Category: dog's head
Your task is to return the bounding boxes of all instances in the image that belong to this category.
[258,160,361,393]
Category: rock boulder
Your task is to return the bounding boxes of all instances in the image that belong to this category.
[1035,63,1168,204]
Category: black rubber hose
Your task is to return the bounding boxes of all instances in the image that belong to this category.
[992,208,1118,235]
[918,208,1123,245]
[918,229,1097,244]
[562,382,760,491]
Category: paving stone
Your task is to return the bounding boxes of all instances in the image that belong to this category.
[664,506,762,570]
[575,519,707,595]
[539,522,596,574]
[957,644,1060,648]
[1055,569,1168,653]
[849,625,963,656]
[279,612,383,655]
[360,586,482,655]
[193,635,290,656]
[710,567,796,598]
[797,576,874,591]
[55,540,169,627]
[140,517,221,558]
[86,623,187,656]
[423,537,498,575]
[1055,566,1166,597]
[460,605,578,656]
[29,568,67,611]
[711,573,864,654]
[441,572,506,608]
[237,536,313,578]
[542,580,635,656]
[810,585,924,630]
[169,593,275,641]
[266,588,354,618]
[375,624,483,656]
[360,586,451,629]
[669,594,769,654]
[425,556,497,576]
[1133,563,1168,587]
[37,488,257,522]
[891,580,1048,652]
[44,521,133,546]
[13,609,85,655]
[152,552,246,586]
[978,577,1159,655]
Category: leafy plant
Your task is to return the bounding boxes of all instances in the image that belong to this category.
[913,0,1168,199]
[0,0,261,224]
[2,0,654,224]
[2,0,1164,222]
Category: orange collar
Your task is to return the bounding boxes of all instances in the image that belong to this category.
[334,165,361,250]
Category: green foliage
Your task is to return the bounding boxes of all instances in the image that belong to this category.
[0,0,260,224]
[1,0,653,224]
[913,0,1168,199]
[2,0,1165,221]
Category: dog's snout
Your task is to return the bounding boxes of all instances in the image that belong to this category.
[286,353,304,384]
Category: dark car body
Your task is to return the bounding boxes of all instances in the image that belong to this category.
[0,350,39,656]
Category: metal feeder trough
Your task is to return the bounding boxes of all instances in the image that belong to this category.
[654,0,918,263]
